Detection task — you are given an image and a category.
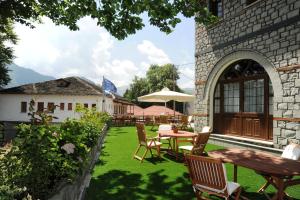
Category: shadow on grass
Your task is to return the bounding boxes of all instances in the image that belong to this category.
[85,169,194,200]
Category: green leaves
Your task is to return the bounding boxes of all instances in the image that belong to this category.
[0,0,215,40]
[124,63,181,107]
[0,107,109,199]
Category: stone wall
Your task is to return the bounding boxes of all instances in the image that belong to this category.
[195,0,300,148]
[48,125,108,200]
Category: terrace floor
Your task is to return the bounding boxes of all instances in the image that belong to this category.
[85,126,300,200]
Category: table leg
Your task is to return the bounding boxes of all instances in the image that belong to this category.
[234,164,237,182]
[275,179,284,200]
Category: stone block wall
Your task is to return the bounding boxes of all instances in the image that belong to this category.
[195,0,300,148]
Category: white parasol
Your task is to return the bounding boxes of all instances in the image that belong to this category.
[138,87,195,115]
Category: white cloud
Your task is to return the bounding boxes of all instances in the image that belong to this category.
[13,17,193,90]
[178,66,195,89]
[137,40,171,65]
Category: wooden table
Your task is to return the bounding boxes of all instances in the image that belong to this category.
[209,148,300,200]
[158,130,197,160]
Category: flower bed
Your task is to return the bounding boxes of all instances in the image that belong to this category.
[0,107,111,200]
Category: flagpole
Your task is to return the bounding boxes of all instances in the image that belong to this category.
[102,76,106,113]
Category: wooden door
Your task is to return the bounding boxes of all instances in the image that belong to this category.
[213,59,273,141]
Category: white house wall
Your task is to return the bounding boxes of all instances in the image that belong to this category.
[0,94,114,122]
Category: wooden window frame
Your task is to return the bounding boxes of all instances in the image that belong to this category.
[21,102,27,113]
[60,103,65,111]
[68,103,72,111]
[208,0,224,18]
[47,102,55,113]
[37,102,44,112]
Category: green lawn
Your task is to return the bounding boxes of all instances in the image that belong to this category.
[85,126,300,200]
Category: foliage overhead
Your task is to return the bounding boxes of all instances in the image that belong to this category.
[124,63,181,107]
[0,0,217,40]
[0,0,218,87]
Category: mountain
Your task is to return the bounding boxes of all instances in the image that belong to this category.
[182,88,195,95]
[117,85,195,96]
[5,63,55,88]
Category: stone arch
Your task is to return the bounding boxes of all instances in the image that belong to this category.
[203,50,283,127]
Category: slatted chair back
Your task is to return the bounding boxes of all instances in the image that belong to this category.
[153,116,160,124]
[136,123,147,146]
[181,115,188,124]
[191,132,211,156]
[159,115,168,124]
[144,116,152,125]
[185,155,228,195]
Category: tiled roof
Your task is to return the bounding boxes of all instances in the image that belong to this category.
[0,77,103,96]
[143,105,183,116]
[128,105,183,116]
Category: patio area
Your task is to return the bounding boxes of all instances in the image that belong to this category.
[85,126,300,200]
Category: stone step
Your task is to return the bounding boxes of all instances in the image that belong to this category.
[209,134,283,155]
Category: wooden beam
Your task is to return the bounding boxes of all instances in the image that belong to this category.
[273,117,300,122]
[276,64,300,72]
[195,80,207,85]
[193,113,209,117]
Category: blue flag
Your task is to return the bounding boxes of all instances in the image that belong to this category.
[102,77,117,94]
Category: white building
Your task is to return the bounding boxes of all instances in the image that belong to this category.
[0,77,114,123]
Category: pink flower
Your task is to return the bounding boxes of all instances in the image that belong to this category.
[61,143,75,154]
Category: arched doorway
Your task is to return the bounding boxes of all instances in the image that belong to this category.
[213,59,273,140]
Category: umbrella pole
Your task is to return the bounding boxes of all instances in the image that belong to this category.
[173,100,175,117]
[164,102,167,114]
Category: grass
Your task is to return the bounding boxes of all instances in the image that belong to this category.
[85,126,300,200]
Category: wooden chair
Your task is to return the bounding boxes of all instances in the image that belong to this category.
[179,126,212,155]
[185,155,241,200]
[179,115,189,130]
[187,115,194,129]
[258,143,300,199]
[159,115,168,124]
[133,123,162,163]
[157,124,172,150]
[151,116,160,130]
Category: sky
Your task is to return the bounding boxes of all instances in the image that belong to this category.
[13,16,195,89]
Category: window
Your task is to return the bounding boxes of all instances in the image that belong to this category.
[246,0,258,6]
[214,84,221,113]
[37,102,44,112]
[269,81,274,115]
[208,0,223,17]
[92,104,96,108]
[224,82,240,113]
[68,103,72,111]
[84,103,88,108]
[244,79,264,113]
[21,102,27,113]
[60,103,65,111]
[48,102,55,113]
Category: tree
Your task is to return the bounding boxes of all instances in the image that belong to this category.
[0,19,17,87]
[124,64,182,109]
[124,76,149,105]
[147,64,181,93]
[0,0,217,40]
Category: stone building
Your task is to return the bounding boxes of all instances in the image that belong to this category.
[195,0,300,148]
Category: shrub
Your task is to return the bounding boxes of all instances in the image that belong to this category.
[0,107,110,199]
